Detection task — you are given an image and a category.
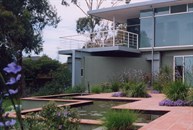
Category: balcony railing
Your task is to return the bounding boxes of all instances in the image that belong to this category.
[85,29,138,49]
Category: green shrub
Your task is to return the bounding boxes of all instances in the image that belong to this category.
[128,82,148,97]
[91,85,102,94]
[25,102,80,130]
[164,81,189,101]
[187,88,193,101]
[103,110,137,130]
[65,84,86,93]
[101,82,112,93]
[153,66,173,92]
[111,82,122,92]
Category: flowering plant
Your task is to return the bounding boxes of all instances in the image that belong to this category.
[0,62,23,130]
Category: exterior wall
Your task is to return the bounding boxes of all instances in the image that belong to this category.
[161,50,193,68]
[82,56,150,86]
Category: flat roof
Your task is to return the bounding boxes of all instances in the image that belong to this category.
[59,46,141,57]
[88,0,192,23]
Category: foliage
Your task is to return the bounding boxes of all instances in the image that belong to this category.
[0,62,23,129]
[153,66,173,92]
[25,102,80,130]
[100,82,112,93]
[23,55,69,96]
[128,82,148,98]
[187,89,193,101]
[65,84,86,93]
[34,64,71,96]
[103,110,137,130]
[91,85,102,94]
[164,81,189,101]
[111,82,122,92]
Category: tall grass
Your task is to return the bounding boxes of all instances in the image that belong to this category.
[103,110,137,130]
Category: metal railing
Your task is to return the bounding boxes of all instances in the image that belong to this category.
[85,29,138,49]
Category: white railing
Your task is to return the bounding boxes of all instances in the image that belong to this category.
[85,29,138,49]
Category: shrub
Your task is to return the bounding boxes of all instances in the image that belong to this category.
[91,85,102,94]
[164,81,189,101]
[128,82,148,97]
[111,82,122,92]
[103,110,137,130]
[187,88,193,101]
[65,84,86,93]
[25,102,80,130]
[153,66,173,92]
[100,82,112,93]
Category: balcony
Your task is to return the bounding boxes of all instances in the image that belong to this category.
[85,29,139,49]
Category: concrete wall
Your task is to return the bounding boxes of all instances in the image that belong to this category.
[83,56,150,86]
[161,50,193,68]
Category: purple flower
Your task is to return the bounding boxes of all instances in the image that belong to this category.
[5,119,16,126]
[3,62,21,74]
[6,74,21,85]
[4,89,18,96]
[151,90,160,94]
[6,77,16,85]
[112,92,124,97]
[16,74,21,81]
[0,119,16,127]
[159,99,187,106]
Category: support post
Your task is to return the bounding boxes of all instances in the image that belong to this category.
[72,50,75,87]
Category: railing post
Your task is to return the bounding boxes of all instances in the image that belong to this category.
[113,17,115,46]
[136,34,139,49]
[128,32,130,48]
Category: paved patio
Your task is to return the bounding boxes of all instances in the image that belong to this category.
[75,93,193,130]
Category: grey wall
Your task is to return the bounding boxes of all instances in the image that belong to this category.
[83,56,150,86]
[161,50,193,68]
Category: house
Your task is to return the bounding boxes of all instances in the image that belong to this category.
[59,0,193,87]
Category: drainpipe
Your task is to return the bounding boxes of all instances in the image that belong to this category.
[113,16,115,46]
[72,50,75,87]
[151,6,155,86]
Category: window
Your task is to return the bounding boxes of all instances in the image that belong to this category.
[171,4,187,13]
[188,3,193,12]
[140,10,153,17]
[140,18,154,47]
[174,56,193,87]
[155,7,169,15]
[155,13,193,47]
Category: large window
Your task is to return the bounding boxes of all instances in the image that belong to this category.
[155,13,193,47]
[140,18,154,47]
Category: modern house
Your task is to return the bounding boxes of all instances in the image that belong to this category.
[59,0,193,87]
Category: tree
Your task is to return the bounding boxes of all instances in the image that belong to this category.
[0,0,60,58]
[0,0,63,95]
[62,0,124,34]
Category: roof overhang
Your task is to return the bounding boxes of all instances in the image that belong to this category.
[59,46,141,57]
[88,0,192,23]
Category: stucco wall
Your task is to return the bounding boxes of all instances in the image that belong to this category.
[161,50,193,68]
[83,56,150,86]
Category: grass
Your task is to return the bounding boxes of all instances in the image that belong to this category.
[103,110,137,130]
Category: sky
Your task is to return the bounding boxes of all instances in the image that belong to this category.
[37,0,147,63]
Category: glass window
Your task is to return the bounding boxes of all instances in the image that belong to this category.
[140,18,154,48]
[155,13,193,47]
[184,56,193,86]
[127,18,140,25]
[188,3,193,12]
[140,10,153,17]
[171,4,187,13]
[175,57,183,82]
[155,7,169,15]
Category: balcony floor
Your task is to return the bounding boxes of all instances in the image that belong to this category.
[81,46,141,57]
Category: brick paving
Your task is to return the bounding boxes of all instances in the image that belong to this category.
[75,93,193,130]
